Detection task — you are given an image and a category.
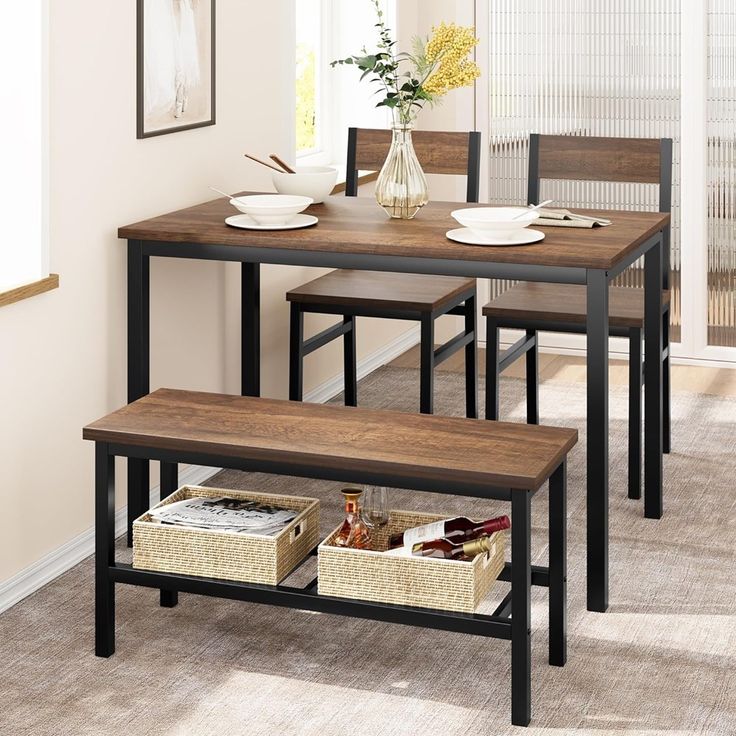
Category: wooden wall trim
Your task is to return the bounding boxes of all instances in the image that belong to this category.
[0,274,59,309]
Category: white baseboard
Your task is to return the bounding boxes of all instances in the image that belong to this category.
[0,326,420,615]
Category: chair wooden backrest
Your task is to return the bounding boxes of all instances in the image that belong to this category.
[527,133,673,287]
[346,127,482,203]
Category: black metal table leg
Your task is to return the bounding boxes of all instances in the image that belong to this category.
[526,330,539,424]
[511,491,532,726]
[628,327,642,500]
[644,234,664,518]
[241,262,261,397]
[586,268,610,613]
[485,317,500,420]
[127,240,150,547]
[95,442,115,657]
[344,316,357,407]
[159,462,179,608]
[289,303,304,402]
[464,296,478,419]
[420,314,435,414]
[548,461,567,666]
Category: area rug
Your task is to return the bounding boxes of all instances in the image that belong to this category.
[1,367,735,735]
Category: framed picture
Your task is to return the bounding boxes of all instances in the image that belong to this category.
[137,0,216,139]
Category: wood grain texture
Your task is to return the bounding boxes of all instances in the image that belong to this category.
[353,129,473,175]
[286,270,475,311]
[83,389,578,492]
[0,274,59,309]
[331,170,379,195]
[118,195,670,271]
[537,135,663,184]
[483,283,671,327]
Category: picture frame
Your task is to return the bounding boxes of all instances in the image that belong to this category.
[137,0,216,139]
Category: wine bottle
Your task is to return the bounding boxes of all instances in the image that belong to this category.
[388,514,509,550]
[410,534,495,561]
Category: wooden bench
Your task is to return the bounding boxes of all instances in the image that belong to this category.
[83,388,577,726]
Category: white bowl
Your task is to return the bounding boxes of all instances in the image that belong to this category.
[272,166,338,204]
[229,194,313,225]
[451,207,539,240]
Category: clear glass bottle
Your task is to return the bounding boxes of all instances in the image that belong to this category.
[375,123,429,220]
[334,488,372,549]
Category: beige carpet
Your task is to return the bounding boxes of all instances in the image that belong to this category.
[2,367,735,735]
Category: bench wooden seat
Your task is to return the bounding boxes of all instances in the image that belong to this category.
[83,388,577,493]
[84,388,577,726]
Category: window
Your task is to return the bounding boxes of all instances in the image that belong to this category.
[295,0,396,166]
[0,0,48,294]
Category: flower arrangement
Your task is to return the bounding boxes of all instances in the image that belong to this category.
[331,0,480,126]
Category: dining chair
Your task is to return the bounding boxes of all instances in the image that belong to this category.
[484,133,673,500]
[286,127,482,417]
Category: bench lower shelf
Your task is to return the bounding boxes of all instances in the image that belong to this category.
[111,559,548,641]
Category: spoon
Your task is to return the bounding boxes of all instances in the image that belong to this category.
[512,199,553,220]
[209,186,242,201]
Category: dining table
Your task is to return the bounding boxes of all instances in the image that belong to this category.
[118,194,670,613]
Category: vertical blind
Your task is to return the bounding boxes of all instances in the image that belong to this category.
[707,0,736,347]
[487,0,681,340]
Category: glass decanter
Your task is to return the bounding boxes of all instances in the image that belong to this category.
[334,488,372,549]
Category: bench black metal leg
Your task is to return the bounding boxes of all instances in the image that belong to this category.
[420,315,435,414]
[628,327,642,500]
[511,491,532,726]
[127,240,150,547]
[159,462,179,608]
[344,316,357,407]
[464,296,478,419]
[526,330,539,425]
[241,262,261,397]
[548,461,567,667]
[663,310,671,454]
[289,303,304,402]
[95,442,115,657]
[485,318,500,420]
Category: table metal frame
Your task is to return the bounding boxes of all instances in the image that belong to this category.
[126,227,664,613]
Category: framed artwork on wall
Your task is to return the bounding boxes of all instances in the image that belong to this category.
[137,0,216,138]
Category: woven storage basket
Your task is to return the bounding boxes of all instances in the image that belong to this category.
[318,509,506,613]
[133,485,319,586]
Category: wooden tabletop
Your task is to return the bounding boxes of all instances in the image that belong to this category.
[84,389,578,492]
[118,195,670,271]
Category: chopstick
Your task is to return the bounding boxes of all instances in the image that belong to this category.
[244,153,283,173]
[269,154,296,174]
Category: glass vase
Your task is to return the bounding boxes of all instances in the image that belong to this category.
[375,124,429,219]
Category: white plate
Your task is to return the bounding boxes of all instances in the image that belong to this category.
[446,228,545,246]
[225,214,319,231]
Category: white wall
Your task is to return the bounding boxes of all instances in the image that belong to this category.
[0,0,415,585]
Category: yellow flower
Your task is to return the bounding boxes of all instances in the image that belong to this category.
[423,23,480,97]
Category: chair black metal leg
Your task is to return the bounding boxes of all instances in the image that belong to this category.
[95,443,115,657]
[127,240,150,548]
[548,462,567,667]
[420,315,435,414]
[241,262,261,398]
[464,296,478,419]
[344,316,357,407]
[511,491,532,726]
[663,310,671,454]
[644,237,664,519]
[485,318,500,421]
[159,462,179,608]
[526,329,539,425]
[628,327,642,500]
[289,304,304,402]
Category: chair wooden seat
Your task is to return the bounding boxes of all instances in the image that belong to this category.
[287,270,476,313]
[483,283,671,328]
